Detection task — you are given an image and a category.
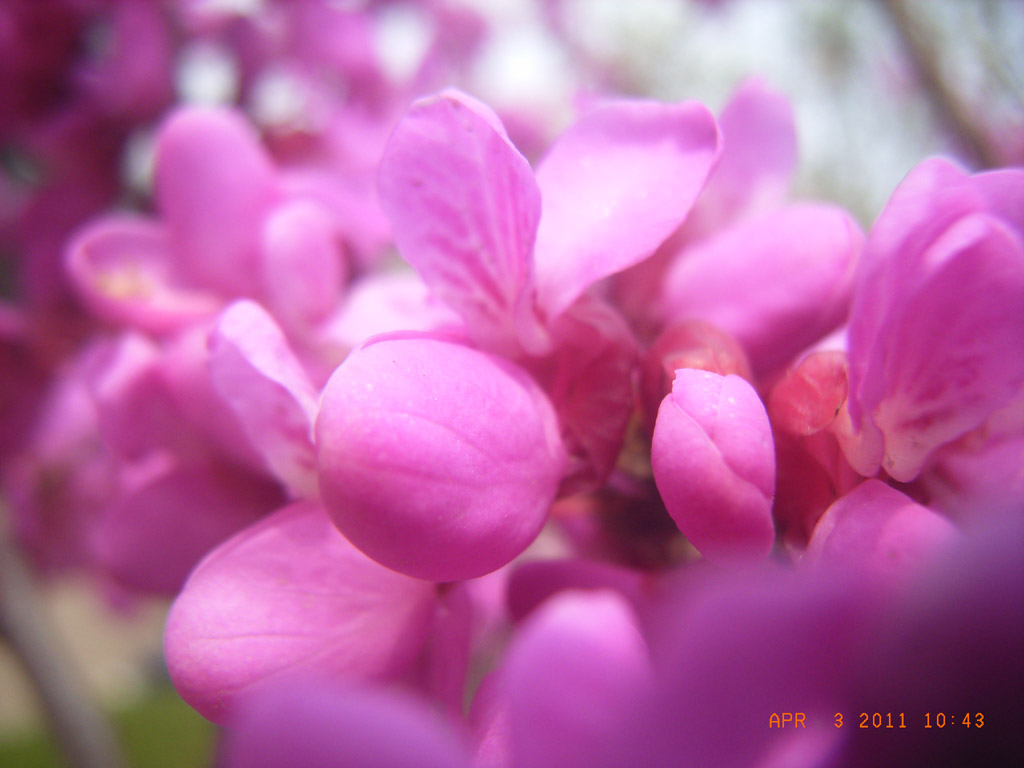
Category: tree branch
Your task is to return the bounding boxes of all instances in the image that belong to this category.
[0,513,127,768]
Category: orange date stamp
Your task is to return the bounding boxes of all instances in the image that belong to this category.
[768,713,986,729]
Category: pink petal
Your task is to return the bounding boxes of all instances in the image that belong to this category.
[502,591,652,768]
[259,199,345,335]
[87,333,201,461]
[316,333,566,582]
[848,213,1024,480]
[661,204,863,375]
[846,157,981,428]
[91,457,281,596]
[154,107,279,296]
[651,369,775,561]
[223,679,470,768]
[209,301,319,497]
[316,270,463,361]
[65,216,221,333]
[917,396,1024,523]
[377,90,547,356]
[164,501,438,723]
[687,77,797,236]
[533,99,720,318]
[804,480,958,579]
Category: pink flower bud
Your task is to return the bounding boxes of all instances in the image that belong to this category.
[316,333,566,581]
[651,369,775,561]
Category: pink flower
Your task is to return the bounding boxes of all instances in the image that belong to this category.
[840,158,1024,482]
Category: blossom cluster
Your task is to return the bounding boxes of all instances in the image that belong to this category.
[1,2,1022,766]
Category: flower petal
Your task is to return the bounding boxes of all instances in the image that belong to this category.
[208,300,319,496]
[848,213,1024,480]
[661,204,862,375]
[687,77,797,236]
[533,99,720,318]
[164,501,437,723]
[804,480,958,579]
[65,216,220,334]
[154,107,279,296]
[378,89,546,355]
[223,679,471,768]
[259,199,345,335]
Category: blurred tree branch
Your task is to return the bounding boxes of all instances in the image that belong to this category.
[0,511,126,768]
[879,0,1005,169]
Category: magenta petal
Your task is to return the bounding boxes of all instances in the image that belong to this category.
[661,204,863,375]
[688,77,797,235]
[209,301,319,496]
[66,216,220,333]
[154,107,279,296]
[533,99,720,318]
[378,90,547,355]
[316,334,566,581]
[88,333,200,461]
[502,591,652,768]
[164,501,438,723]
[317,271,463,358]
[224,679,470,768]
[91,458,280,596]
[651,369,775,561]
[259,199,345,334]
[849,213,1024,480]
[804,480,958,579]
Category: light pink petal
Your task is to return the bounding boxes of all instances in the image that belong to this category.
[209,301,319,497]
[804,480,958,579]
[154,107,279,296]
[846,157,982,426]
[974,167,1024,238]
[377,90,547,356]
[164,501,438,723]
[661,204,863,375]
[687,77,797,236]
[87,333,202,461]
[523,295,638,495]
[65,216,221,333]
[849,213,1024,481]
[533,99,720,318]
[315,270,463,363]
[921,399,1024,523]
[502,591,653,768]
[90,457,281,596]
[259,199,345,335]
[316,334,566,582]
[651,369,775,562]
[224,679,470,768]
[159,326,266,471]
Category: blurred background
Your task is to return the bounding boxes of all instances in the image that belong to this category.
[1,0,1021,765]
